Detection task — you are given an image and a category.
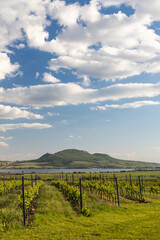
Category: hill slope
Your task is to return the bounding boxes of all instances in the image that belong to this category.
[7,149,159,169]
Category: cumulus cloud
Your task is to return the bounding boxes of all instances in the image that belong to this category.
[0,0,48,50]
[0,123,52,132]
[0,0,48,80]
[0,53,19,80]
[0,82,160,107]
[43,72,60,83]
[0,104,43,119]
[46,0,160,81]
[1,0,160,82]
[101,0,160,21]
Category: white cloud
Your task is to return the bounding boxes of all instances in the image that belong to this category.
[69,135,74,139]
[48,1,80,27]
[0,123,52,132]
[47,112,53,116]
[0,142,8,147]
[96,0,160,21]
[6,136,14,140]
[0,53,19,80]
[62,120,68,124]
[0,0,48,80]
[14,43,25,49]
[0,82,160,107]
[45,0,160,81]
[33,106,42,110]
[1,0,160,82]
[0,104,43,119]
[0,136,13,141]
[82,76,91,87]
[91,101,160,110]
[36,72,40,79]
[0,136,5,140]
[47,112,60,117]
[43,72,60,83]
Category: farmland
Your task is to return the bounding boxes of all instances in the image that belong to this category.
[0,171,160,240]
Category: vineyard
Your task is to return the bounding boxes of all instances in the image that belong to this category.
[0,171,160,239]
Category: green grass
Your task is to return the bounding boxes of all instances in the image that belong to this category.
[0,183,160,240]
[0,189,22,232]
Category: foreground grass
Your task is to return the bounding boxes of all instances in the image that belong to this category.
[0,189,22,231]
[0,183,160,240]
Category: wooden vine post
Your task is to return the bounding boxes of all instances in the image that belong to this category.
[66,174,68,185]
[31,174,33,188]
[138,176,142,202]
[129,174,132,185]
[115,177,120,206]
[3,175,5,194]
[103,175,105,184]
[141,176,143,188]
[35,175,37,186]
[79,178,83,210]
[126,175,128,182]
[72,173,74,185]
[22,176,26,227]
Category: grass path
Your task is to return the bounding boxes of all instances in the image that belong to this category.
[1,184,160,240]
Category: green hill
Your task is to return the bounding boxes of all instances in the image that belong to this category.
[6,149,159,169]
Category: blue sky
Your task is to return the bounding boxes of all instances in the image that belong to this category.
[1,0,160,163]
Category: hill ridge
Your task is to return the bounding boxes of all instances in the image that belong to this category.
[8,148,159,169]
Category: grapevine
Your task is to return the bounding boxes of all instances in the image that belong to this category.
[0,180,31,195]
[18,181,44,211]
[51,180,90,216]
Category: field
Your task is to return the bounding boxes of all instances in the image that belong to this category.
[0,171,160,240]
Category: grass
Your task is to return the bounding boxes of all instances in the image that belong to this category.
[0,182,160,240]
[0,189,22,232]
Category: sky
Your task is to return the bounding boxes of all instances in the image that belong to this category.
[1,0,160,163]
